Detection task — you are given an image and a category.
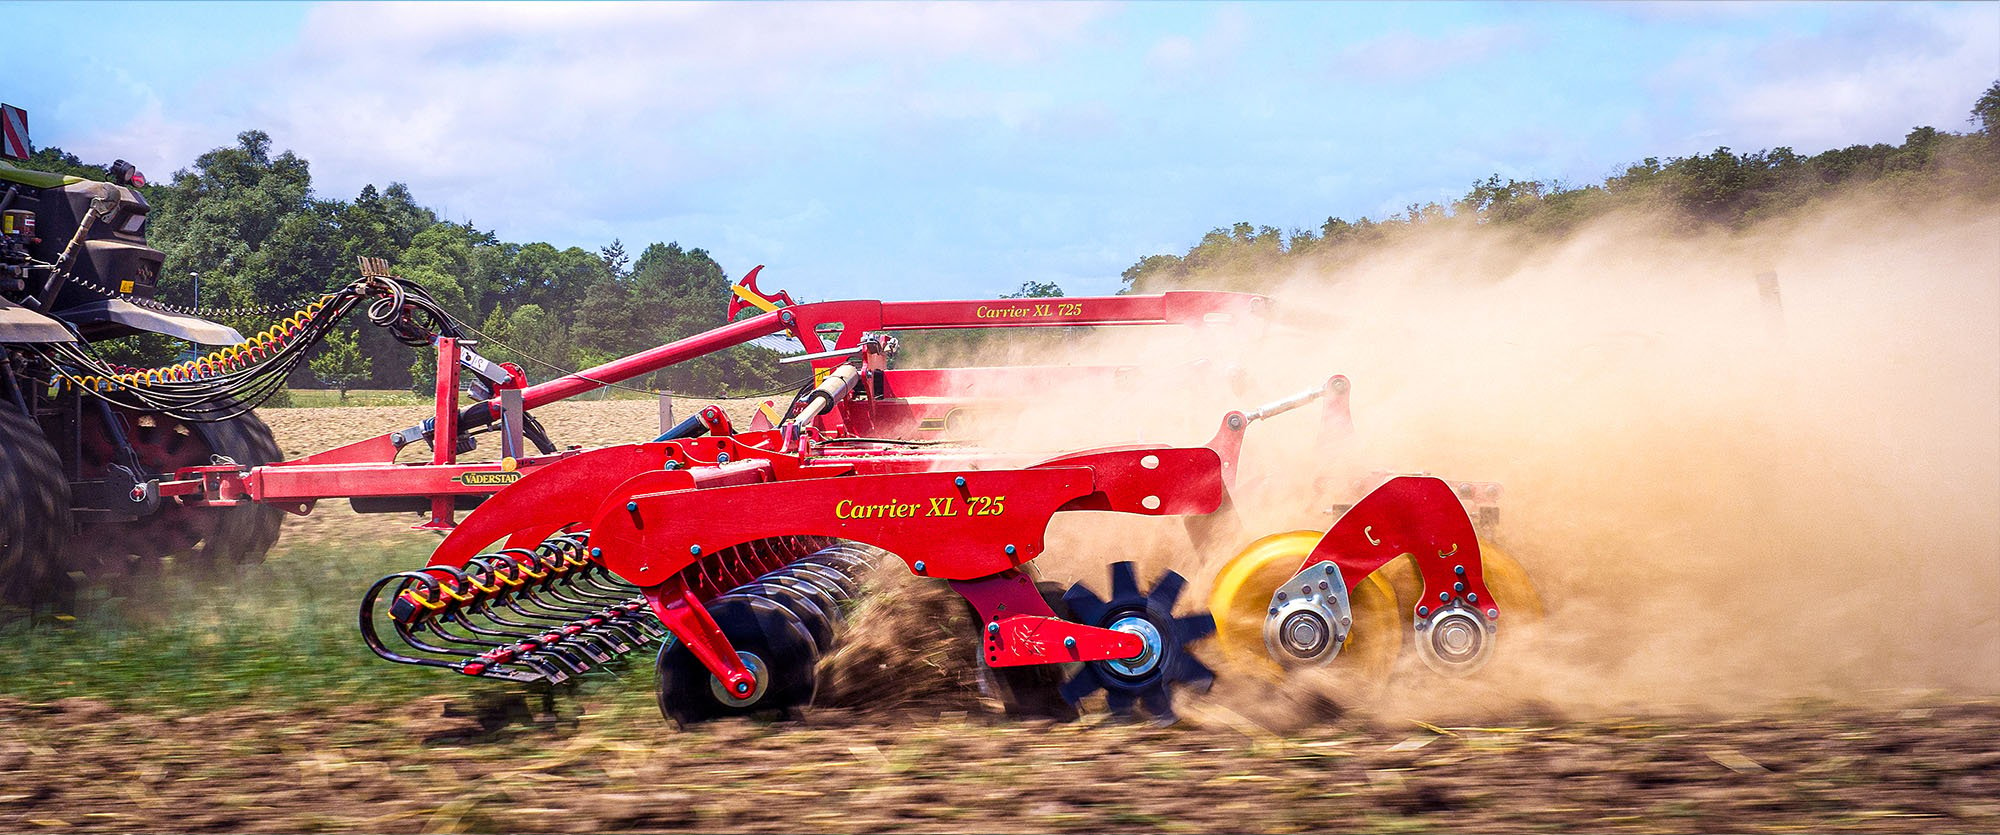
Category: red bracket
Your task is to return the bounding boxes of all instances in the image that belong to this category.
[641,583,758,699]
[951,571,1143,668]
[1305,476,1499,620]
[726,265,796,322]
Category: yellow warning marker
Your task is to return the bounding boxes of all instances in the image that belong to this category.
[732,284,781,313]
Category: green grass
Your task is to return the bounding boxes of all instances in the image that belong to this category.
[276,389,431,408]
[273,387,664,408]
[0,541,628,714]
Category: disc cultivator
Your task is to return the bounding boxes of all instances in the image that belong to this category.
[120,261,1544,726]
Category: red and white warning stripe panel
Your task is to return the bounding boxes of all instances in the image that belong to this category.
[1,105,31,160]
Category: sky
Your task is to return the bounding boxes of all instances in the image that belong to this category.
[4,1,1996,300]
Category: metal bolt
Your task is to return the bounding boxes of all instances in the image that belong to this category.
[987,622,1000,634]
[1269,607,1279,615]
[626,501,639,512]
[1418,605,1430,616]
[735,681,751,694]
[1323,565,1336,575]
[1454,565,1465,575]
[954,476,967,488]
[1301,585,1311,595]
[690,545,702,556]
[1467,592,1479,603]
[1064,637,1077,650]
[590,547,602,557]
[1276,592,1287,601]
[1487,608,1500,619]
[1438,592,1450,602]
[717,453,730,463]
[914,561,927,573]
[1318,581,1329,590]
[1004,544,1016,556]
[1453,582,1466,593]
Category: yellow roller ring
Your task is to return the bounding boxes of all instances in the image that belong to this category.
[1377,536,1545,627]
[1207,530,1406,679]
[1209,530,1323,669]
[1340,571,1403,680]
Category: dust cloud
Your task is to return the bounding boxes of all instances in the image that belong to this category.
[927,194,2000,719]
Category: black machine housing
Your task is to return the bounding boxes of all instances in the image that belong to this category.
[1,160,238,345]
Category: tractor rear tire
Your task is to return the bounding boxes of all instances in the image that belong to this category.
[0,408,72,614]
[68,402,285,577]
[199,408,285,567]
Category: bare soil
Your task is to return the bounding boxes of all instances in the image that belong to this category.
[4,402,1994,833]
[3,694,1996,833]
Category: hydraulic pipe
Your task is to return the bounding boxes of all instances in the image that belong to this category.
[790,364,861,429]
[454,310,785,432]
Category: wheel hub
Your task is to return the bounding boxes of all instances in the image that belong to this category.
[1415,604,1493,675]
[708,651,769,704]
[1104,615,1163,678]
[1263,561,1352,666]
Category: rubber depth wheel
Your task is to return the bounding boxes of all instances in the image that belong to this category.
[0,409,72,614]
[655,595,819,728]
[69,401,284,576]
[1206,530,1404,680]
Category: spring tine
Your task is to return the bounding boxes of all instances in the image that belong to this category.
[439,609,529,642]
[367,536,898,688]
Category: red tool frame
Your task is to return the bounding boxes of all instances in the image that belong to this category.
[174,267,1504,717]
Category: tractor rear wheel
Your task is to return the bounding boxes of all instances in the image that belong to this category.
[68,402,285,577]
[0,408,72,613]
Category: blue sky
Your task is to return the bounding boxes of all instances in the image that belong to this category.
[5,1,1995,299]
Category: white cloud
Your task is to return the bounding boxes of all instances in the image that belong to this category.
[81,1,1110,234]
[1143,6,1249,76]
[1656,4,1999,151]
[1329,24,1534,83]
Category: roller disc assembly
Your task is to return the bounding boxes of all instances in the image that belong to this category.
[1059,561,1216,723]
[1207,530,1403,680]
[1375,537,1543,675]
[656,594,820,726]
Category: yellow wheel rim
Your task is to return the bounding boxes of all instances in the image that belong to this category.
[1207,530,1405,678]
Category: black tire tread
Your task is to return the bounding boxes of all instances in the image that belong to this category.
[0,408,72,613]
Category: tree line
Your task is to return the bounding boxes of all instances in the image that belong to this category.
[22,132,793,396]
[1120,82,2000,292]
[22,81,1996,392]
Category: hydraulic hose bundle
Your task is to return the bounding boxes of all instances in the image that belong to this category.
[36,274,461,422]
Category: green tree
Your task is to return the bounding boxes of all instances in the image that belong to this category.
[1973,80,2000,136]
[309,328,372,399]
[1003,280,1064,298]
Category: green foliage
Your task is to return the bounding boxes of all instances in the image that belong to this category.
[1003,280,1065,298]
[1122,83,2000,292]
[16,146,110,181]
[1974,80,2000,136]
[35,131,798,397]
[308,327,371,398]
